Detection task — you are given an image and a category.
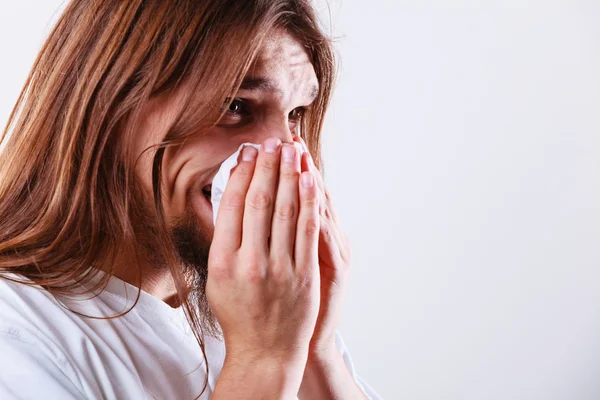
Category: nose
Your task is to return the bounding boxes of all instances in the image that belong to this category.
[249,120,296,146]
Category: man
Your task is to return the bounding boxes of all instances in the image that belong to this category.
[0,1,380,398]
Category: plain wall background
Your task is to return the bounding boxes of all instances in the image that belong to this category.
[2,1,600,399]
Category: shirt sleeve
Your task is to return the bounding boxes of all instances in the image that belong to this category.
[0,328,86,400]
[335,330,384,400]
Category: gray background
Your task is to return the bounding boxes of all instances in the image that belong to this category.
[2,1,600,399]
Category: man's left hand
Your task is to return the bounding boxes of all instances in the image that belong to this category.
[295,136,351,358]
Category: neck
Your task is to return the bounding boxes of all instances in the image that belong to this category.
[107,245,181,307]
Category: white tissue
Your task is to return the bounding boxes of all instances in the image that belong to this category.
[211,142,307,226]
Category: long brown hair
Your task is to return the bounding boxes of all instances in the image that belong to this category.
[0,0,335,395]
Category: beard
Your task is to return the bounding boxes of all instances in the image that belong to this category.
[129,176,219,336]
[170,208,220,336]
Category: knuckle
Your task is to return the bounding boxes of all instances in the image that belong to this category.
[303,217,320,236]
[247,191,272,211]
[321,219,338,239]
[321,223,334,243]
[208,254,233,280]
[295,268,314,288]
[258,157,278,172]
[319,202,326,215]
[271,253,292,268]
[210,263,231,281]
[280,169,300,181]
[231,162,253,178]
[221,192,246,211]
[270,265,291,284]
[302,196,319,208]
[242,254,266,283]
[274,203,296,221]
[245,263,266,283]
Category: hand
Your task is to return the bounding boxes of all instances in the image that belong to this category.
[294,136,352,358]
[293,137,365,400]
[207,138,320,389]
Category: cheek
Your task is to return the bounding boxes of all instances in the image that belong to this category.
[163,131,246,224]
[188,191,215,236]
[164,154,213,223]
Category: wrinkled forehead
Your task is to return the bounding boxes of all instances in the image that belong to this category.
[136,31,320,138]
[242,30,319,103]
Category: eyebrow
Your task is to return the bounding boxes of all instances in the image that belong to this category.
[239,77,319,102]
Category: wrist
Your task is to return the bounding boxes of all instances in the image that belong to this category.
[299,345,367,400]
[307,336,339,364]
[306,344,344,371]
[222,349,308,397]
[224,350,307,371]
[226,343,309,368]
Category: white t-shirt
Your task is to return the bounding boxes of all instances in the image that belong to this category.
[0,274,380,399]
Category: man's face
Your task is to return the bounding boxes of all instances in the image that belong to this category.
[132,29,319,283]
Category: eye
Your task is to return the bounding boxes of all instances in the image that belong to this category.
[218,98,252,127]
[289,107,306,122]
[225,98,246,115]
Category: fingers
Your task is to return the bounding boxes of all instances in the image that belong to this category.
[292,135,306,149]
[242,138,282,249]
[214,135,337,270]
[295,170,320,276]
[270,143,301,261]
[318,215,344,264]
[298,149,345,264]
[213,146,258,253]
[297,140,340,224]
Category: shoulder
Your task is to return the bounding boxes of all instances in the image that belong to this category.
[0,274,66,329]
[0,276,88,398]
[0,274,59,323]
[0,275,97,369]
[0,275,75,359]
[0,326,87,399]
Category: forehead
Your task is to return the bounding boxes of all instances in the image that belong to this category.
[241,30,319,101]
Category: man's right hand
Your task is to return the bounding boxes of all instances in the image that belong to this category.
[207,137,321,398]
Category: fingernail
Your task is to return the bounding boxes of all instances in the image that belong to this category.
[242,146,258,161]
[301,172,314,187]
[263,138,281,153]
[282,144,295,162]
